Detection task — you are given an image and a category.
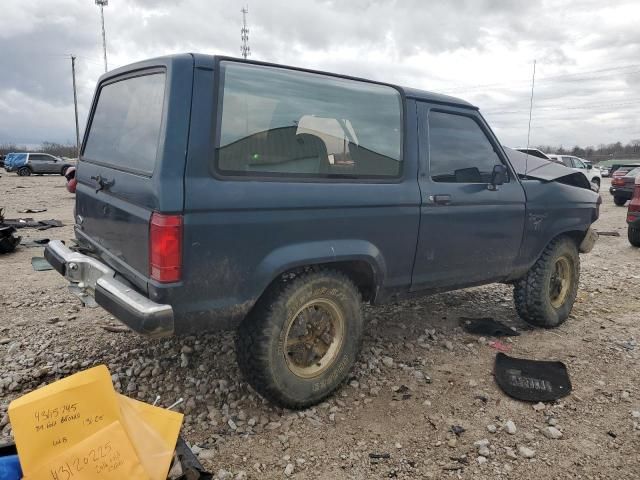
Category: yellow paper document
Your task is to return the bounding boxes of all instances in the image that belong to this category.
[8,365,184,480]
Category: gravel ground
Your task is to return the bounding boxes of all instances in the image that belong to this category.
[1,174,639,479]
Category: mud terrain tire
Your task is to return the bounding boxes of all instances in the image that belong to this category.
[236,270,363,409]
[514,237,580,328]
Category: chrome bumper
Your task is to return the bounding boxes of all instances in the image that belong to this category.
[44,240,174,337]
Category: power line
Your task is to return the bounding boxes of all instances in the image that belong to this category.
[484,99,640,115]
[441,63,640,95]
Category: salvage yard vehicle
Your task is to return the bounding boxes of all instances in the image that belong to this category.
[514,148,554,161]
[547,154,602,191]
[3,152,73,176]
[45,55,600,408]
[627,174,640,247]
[610,166,640,206]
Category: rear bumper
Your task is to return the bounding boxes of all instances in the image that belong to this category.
[609,187,633,199]
[44,240,174,337]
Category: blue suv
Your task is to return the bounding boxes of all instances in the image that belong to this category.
[45,55,599,407]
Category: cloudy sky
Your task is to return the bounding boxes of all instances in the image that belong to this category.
[1,0,639,149]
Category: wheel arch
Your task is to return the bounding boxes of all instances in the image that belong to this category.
[250,240,386,305]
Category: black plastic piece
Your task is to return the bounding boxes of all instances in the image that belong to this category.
[494,353,571,402]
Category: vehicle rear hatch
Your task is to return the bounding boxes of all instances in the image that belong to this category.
[75,55,194,292]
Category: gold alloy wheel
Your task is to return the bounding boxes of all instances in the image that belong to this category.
[283,298,345,379]
[549,256,572,309]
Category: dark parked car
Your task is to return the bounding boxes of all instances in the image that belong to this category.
[627,174,640,246]
[610,166,640,206]
[45,55,600,408]
[610,163,640,177]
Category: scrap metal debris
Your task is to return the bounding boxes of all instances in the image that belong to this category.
[0,226,21,254]
[494,352,572,402]
[0,217,63,231]
[595,231,621,237]
[21,238,50,248]
[461,317,520,337]
[101,325,131,333]
[17,208,47,214]
[31,257,53,271]
[168,437,213,480]
[368,453,391,460]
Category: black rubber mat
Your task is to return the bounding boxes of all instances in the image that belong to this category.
[494,353,572,402]
[461,317,520,337]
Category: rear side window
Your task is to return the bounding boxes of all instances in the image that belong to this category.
[428,111,505,183]
[83,72,166,175]
[29,154,54,162]
[216,62,403,179]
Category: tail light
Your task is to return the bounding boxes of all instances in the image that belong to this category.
[612,177,625,186]
[150,212,183,283]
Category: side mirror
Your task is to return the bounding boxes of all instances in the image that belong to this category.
[586,164,592,170]
[488,164,507,190]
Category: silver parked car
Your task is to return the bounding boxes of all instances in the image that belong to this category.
[12,153,74,176]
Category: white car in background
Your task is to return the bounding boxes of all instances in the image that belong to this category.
[547,154,602,191]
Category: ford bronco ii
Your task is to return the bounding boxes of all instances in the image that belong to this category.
[45,55,599,408]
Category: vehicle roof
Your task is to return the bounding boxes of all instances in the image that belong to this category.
[104,53,477,110]
[7,152,53,155]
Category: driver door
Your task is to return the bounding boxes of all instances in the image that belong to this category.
[411,104,526,291]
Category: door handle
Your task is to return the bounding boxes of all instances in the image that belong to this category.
[429,194,452,205]
[90,175,114,193]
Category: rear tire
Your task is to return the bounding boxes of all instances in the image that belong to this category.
[614,196,627,206]
[629,226,640,247]
[61,165,70,176]
[514,237,580,328]
[17,167,31,176]
[236,270,363,409]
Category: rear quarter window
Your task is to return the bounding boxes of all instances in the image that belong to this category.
[216,62,403,180]
[83,71,166,175]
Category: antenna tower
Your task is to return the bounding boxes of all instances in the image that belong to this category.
[241,6,251,59]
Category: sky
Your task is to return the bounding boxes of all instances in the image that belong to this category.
[1,0,639,149]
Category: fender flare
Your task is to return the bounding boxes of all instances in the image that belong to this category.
[250,239,387,301]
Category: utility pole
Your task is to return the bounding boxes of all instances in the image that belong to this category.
[95,0,109,72]
[241,6,251,59]
[70,55,81,160]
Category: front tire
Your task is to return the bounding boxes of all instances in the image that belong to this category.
[236,270,363,409]
[514,237,580,328]
[17,167,31,176]
[629,226,640,247]
[614,196,627,206]
[591,178,600,191]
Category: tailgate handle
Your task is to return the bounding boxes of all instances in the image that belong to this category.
[91,175,114,193]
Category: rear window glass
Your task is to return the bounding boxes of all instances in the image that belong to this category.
[216,62,403,179]
[83,72,166,175]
